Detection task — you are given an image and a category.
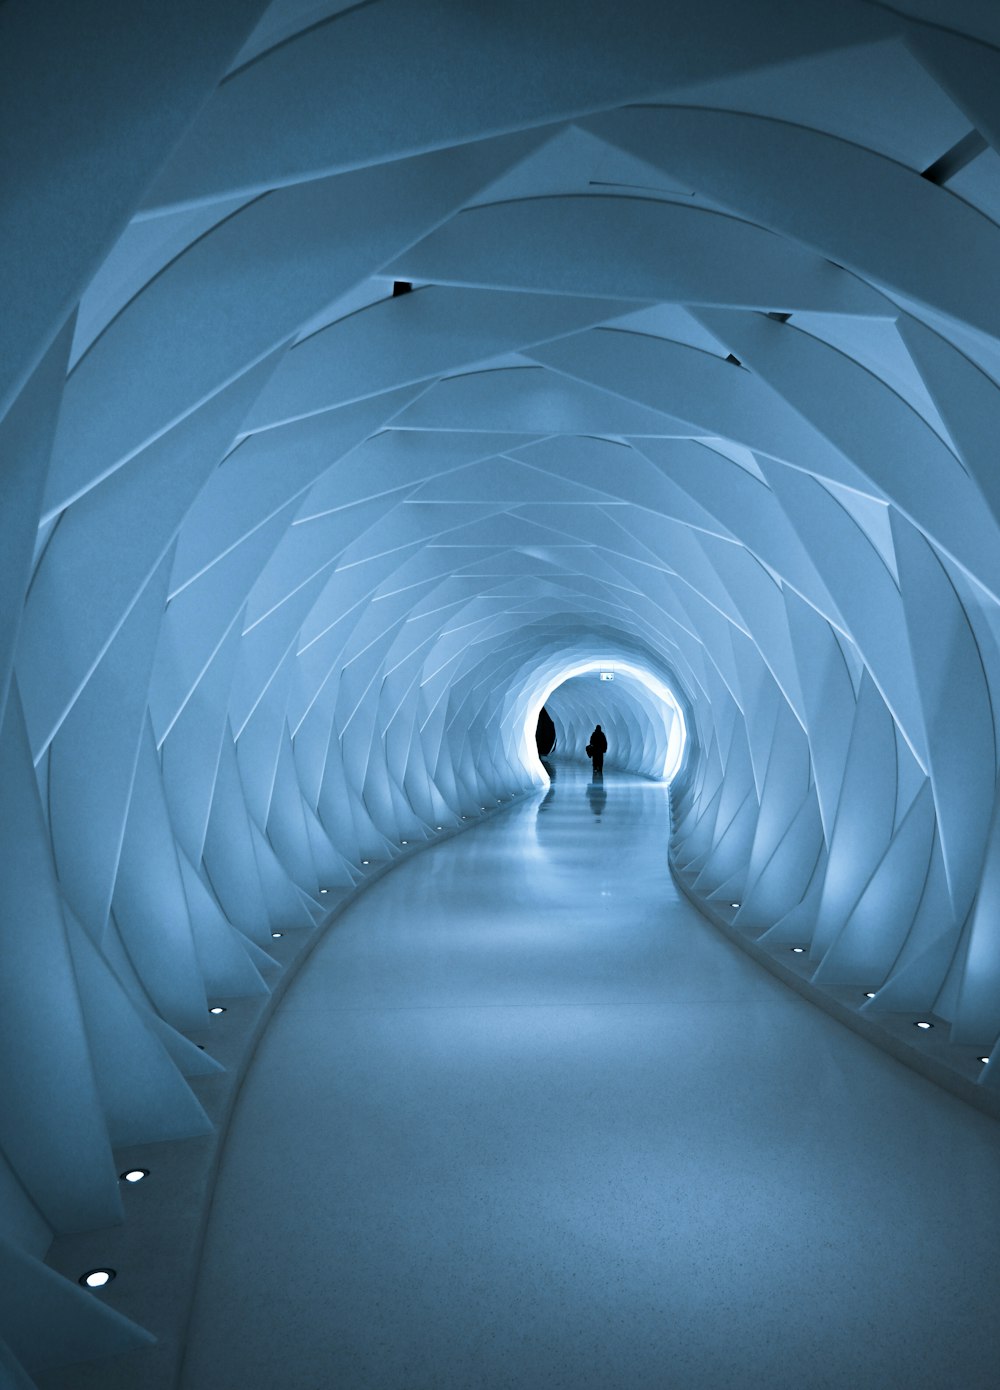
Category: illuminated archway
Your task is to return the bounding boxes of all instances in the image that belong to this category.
[526,660,687,781]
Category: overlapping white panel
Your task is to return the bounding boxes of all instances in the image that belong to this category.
[4,0,1000,1377]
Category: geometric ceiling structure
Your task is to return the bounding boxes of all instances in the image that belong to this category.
[4,0,1000,1379]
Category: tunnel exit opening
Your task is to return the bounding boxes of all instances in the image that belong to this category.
[535,706,556,758]
[524,659,687,783]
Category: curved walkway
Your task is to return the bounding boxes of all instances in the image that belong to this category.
[182,764,1000,1389]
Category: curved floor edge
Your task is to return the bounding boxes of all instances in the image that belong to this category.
[33,792,536,1390]
[671,867,1000,1125]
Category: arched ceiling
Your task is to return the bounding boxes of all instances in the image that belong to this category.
[4,0,1000,1381]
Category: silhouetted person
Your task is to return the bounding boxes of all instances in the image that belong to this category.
[586,724,607,774]
[535,706,556,759]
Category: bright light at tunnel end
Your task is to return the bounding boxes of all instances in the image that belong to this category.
[526,659,687,781]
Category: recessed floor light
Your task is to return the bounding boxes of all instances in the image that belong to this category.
[120,1169,148,1184]
[272,931,283,938]
[979,1056,990,1065]
[80,1269,115,1289]
[361,859,370,865]
[864,992,876,999]
[730,902,740,908]
[209,1006,226,1015]
[914,1020,933,1030]
[791,946,805,954]
[401,840,408,845]
[436,826,443,830]
[319,888,329,894]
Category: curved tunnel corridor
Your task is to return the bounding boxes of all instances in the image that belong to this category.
[181,768,1000,1390]
[4,1,1000,1385]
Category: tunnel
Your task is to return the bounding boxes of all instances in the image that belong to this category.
[3,2,1000,1386]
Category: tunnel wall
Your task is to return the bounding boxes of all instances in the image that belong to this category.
[5,0,1000,1379]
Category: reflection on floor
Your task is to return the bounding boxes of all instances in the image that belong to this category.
[183,763,1000,1389]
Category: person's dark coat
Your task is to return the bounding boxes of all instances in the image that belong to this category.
[589,725,608,771]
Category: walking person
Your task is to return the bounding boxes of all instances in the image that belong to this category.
[586,723,608,775]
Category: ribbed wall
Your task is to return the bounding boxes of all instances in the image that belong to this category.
[4,0,1000,1378]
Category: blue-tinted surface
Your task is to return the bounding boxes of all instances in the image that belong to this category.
[183,765,1000,1389]
[7,4,1000,1376]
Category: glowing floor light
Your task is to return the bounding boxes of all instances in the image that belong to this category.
[120,1169,148,1183]
[791,946,805,954]
[209,1006,226,1015]
[914,1021,933,1030]
[80,1269,115,1288]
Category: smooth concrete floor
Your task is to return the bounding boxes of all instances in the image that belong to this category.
[182,764,1000,1389]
